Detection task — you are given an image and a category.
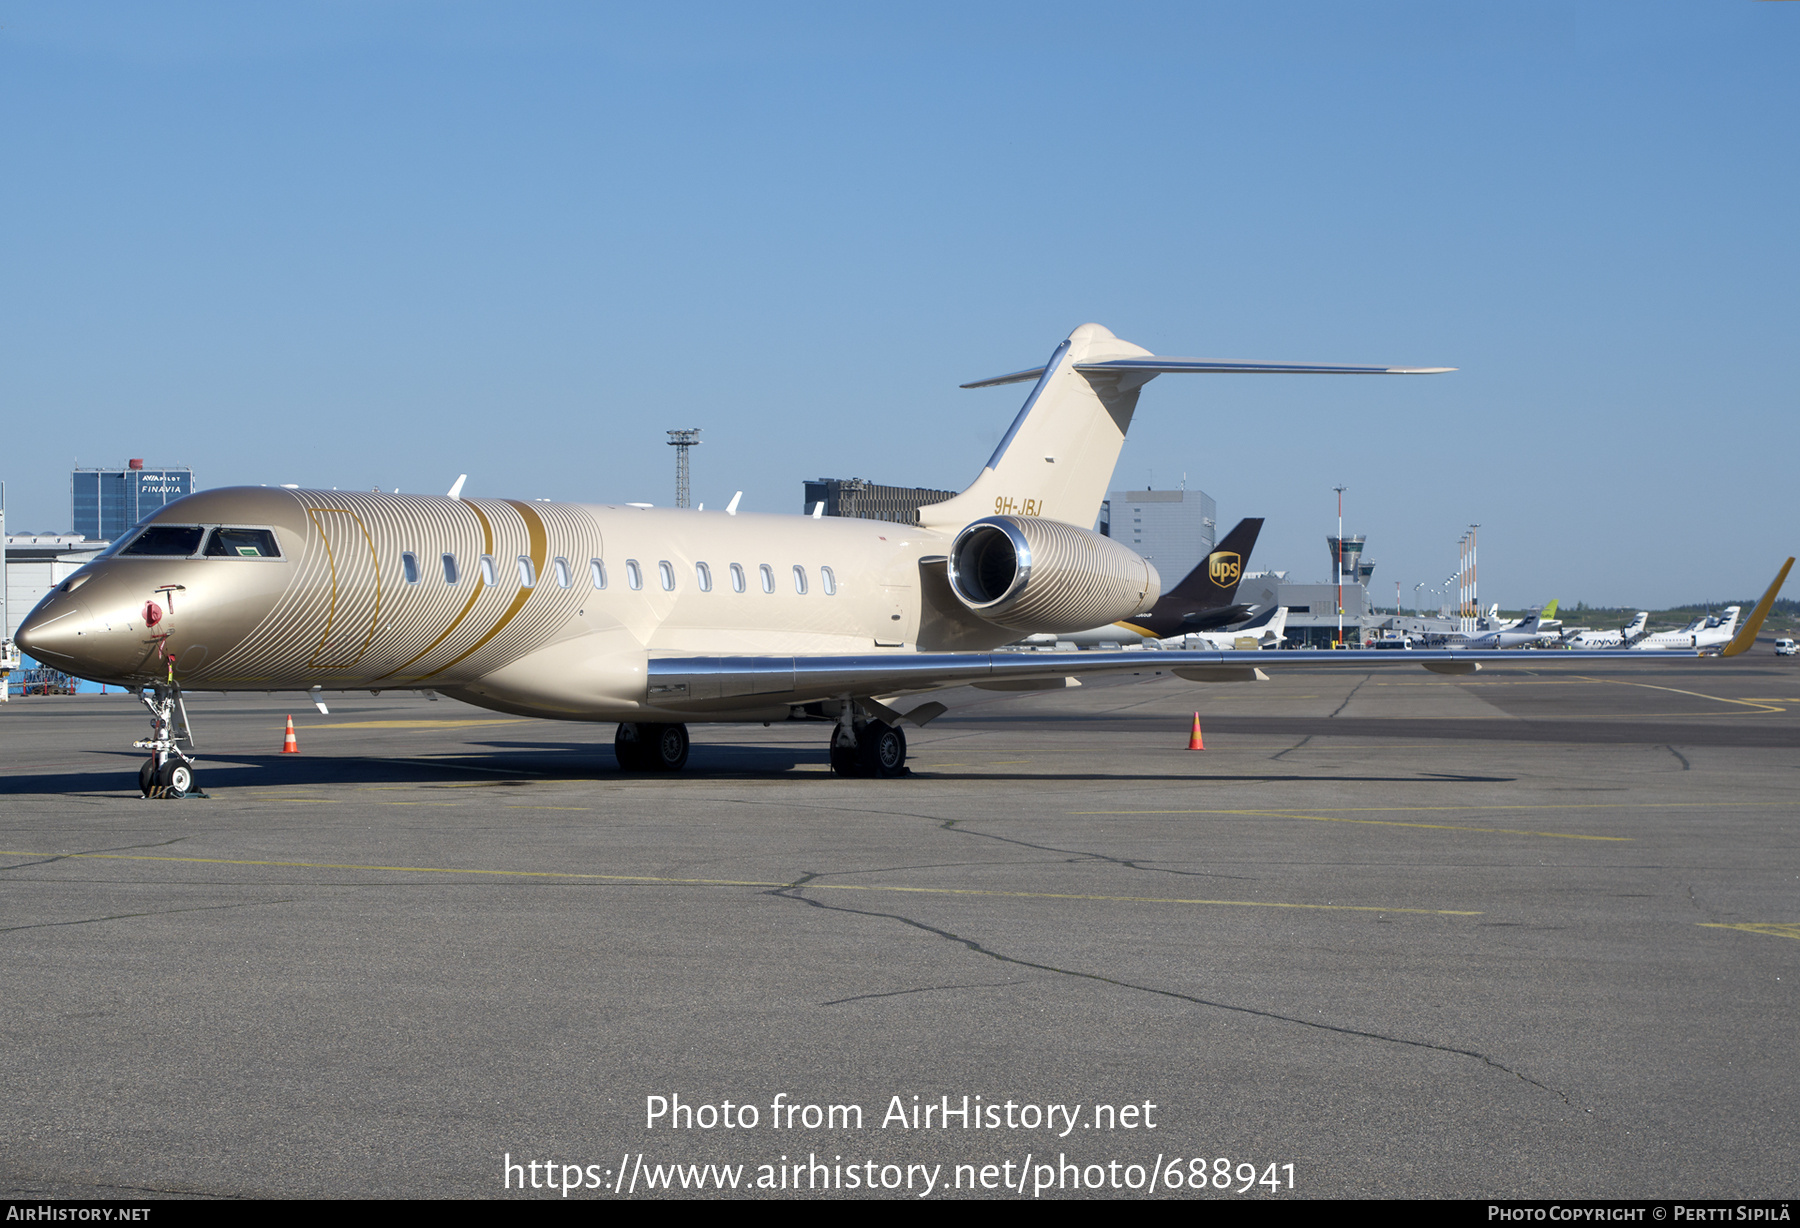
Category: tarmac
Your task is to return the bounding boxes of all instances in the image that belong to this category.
[2,654,1796,1199]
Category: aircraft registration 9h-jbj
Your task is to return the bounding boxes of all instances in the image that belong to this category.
[16,323,1792,797]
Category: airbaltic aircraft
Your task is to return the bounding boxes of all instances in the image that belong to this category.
[15,323,1791,796]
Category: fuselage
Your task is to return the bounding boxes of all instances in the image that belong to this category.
[16,486,990,721]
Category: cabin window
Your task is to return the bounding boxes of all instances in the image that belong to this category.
[203,527,280,558]
[659,560,676,591]
[696,562,712,592]
[793,565,808,595]
[120,525,205,557]
[443,553,459,584]
[552,557,571,589]
[626,559,642,590]
[590,559,607,589]
[401,552,420,584]
[821,565,836,596]
[479,555,498,586]
[759,564,774,594]
[517,556,536,588]
[730,563,746,593]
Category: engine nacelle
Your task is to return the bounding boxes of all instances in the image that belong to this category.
[947,516,1162,633]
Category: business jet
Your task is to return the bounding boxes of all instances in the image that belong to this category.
[1566,613,1649,649]
[14,323,1790,796]
[1015,516,1265,648]
[1631,607,1741,652]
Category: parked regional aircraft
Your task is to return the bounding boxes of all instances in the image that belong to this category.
[1162,605,1288,651]
[1016,516,1265,648]
[14,322,1790,796]
[1449,600,1561,649]
[1566,613,1649,649]
[1632,607,1741,652]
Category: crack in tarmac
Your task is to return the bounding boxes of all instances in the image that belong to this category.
[1329,675,1374,719]
[821,979,1029,1006]
[0,898,297,934]
[933,818,1260,882]
[0,835,192,873]
[770,873,1573,1108]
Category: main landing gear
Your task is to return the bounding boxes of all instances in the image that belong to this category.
[828,707,908,778]
[134,682,202,799]
[614,722,691,773]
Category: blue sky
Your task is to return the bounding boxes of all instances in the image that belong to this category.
[3,2,1794,607]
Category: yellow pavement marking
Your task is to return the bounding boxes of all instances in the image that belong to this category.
[1073,799,1788,841]
[1075,801,1769,815]
[301,719,534,730]
[1698,922,1800,942]
[1575,677,1787,714]
[0,850,1479,915]
[1065,809,1628,841]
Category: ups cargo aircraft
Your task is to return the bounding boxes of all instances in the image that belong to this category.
[1016,516,1265,649]
[15,323,1793,797]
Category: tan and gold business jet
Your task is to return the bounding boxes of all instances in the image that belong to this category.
[17,323,1790,796]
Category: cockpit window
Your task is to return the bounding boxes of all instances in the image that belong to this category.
[120,525,205,556]
[203,527,281,558]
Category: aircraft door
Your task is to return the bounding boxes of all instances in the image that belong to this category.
[307,508,382,668]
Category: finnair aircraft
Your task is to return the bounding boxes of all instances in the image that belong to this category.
[1631,607,1741,652]
[1450,600,1562,650]
[14,323,1788,796]
[1161,605,1288,652]
[1566,613,1649,649]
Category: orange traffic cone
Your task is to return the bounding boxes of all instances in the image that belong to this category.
[281,715,299,754]
[1188,712,1205,751]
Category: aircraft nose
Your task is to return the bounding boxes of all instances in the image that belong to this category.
[15,595,95,666]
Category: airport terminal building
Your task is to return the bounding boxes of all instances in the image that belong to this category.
[72,461,193,542]
[1097,487,1217,583]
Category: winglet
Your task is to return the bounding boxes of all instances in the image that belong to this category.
[727,491,742,516]
[447,475,467,499]
[1721,558,1793,657]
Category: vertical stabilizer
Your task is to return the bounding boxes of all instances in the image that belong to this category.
[919,324,1153,531]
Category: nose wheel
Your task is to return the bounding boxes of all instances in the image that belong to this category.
[134,683,205,799]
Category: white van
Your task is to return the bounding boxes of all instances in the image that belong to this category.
[1775,639,1796,657]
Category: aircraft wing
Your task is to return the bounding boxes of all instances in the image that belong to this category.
[960,356,1455,388]
[646,645,1716,712]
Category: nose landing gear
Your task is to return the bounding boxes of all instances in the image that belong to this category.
[134,682,204,799]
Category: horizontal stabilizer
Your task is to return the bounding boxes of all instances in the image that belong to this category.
[961,355,1454,388]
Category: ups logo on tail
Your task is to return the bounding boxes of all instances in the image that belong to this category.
[1208,551,1241,585]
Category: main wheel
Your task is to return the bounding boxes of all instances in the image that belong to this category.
[829,727,863,776]
[139,757,157,797]
[614,723,650,772]
[156,758,194,799]
[855,721,907,778]
[649,723,690,772]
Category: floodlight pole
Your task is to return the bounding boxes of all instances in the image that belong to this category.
[1334,485,1347,647]
[667,429,701,509]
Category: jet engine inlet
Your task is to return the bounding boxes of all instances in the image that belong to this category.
[947,515,1161,633]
